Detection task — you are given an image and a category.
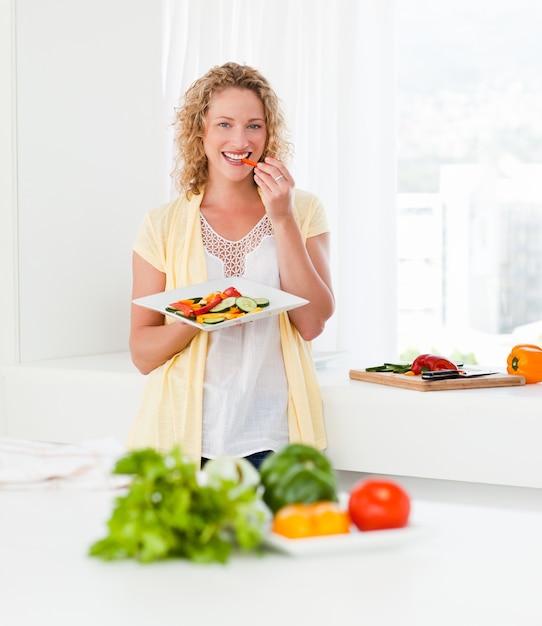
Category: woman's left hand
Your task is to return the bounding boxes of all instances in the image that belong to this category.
[253,157,294,222]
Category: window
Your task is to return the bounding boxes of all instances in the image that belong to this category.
[396,0,542,364]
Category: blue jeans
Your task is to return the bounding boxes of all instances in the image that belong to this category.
[201,450,273,470]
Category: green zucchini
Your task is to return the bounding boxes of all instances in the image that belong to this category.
[253,297,270,308]
[209,296,237,313]
[202,317,226,325]
[165,307,191,318]
[235,296,258,313]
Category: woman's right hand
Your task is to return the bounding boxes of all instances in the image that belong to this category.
[252,157,295,224]
[129,252,200,374]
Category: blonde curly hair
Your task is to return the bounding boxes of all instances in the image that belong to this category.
[171,62,293,196]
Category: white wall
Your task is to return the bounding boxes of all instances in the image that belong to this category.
[2,1,398,369]
[11,0,168,363]
[0,0,17,351]
[1,1,398,438]
[0,0,19,435]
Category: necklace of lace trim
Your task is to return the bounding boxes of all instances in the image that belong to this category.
[200,213,274,277]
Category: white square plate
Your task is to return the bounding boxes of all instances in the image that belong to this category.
[263,523,428,557]
[133,278,309,332]
[262,491,428,556]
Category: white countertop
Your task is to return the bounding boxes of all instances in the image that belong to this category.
[318,353,542,489]
[3,350,542,489]
[1,488,541,626]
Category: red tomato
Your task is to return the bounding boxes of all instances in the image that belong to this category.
[348,479,411,531]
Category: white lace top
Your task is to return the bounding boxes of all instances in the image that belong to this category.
[200,213,289,458]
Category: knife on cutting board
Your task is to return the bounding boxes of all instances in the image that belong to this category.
[421,369,499,380]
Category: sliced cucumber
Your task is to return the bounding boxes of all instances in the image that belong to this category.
[235,296,258,313]
[253,297,270,308]
[202,317,226,324]
[210,296,237,313]
[165,307,191,318]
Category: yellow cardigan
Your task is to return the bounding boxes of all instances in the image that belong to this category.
[127,188,329,461]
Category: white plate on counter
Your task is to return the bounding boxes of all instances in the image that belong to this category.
[262,491,428,557]
[263,523,427,557]
[133,278,308,332]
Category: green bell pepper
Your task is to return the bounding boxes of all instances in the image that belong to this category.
[259,443,338,513]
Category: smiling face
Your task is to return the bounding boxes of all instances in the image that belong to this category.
[203,87,267,182]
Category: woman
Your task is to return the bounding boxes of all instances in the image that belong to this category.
[128,62,334,468]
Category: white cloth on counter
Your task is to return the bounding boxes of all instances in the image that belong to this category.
[0,437,130,490]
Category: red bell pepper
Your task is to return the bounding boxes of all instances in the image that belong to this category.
[168,301,195,317]
[191,294,224,315]
[411,353,457,375]
[223,286,242,298]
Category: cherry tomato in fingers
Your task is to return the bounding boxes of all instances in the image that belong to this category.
[348,479,411,531]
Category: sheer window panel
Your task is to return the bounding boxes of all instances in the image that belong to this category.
[397,0,542,366]
[162,0,397,361]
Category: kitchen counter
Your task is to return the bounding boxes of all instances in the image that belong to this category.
[3,351,542,489]
[319,353,542,489]
[1,488,541,626]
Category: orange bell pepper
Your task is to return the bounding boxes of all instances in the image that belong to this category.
[272,502,351,539]
[506,344,542,384]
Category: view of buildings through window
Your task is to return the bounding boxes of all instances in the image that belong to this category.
[396,0,542,365]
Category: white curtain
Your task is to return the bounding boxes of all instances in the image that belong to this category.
[162,0,397,362]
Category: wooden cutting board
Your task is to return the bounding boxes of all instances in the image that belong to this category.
[349,368,526,391]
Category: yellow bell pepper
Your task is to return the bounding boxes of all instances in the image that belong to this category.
[506,344,542,384]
